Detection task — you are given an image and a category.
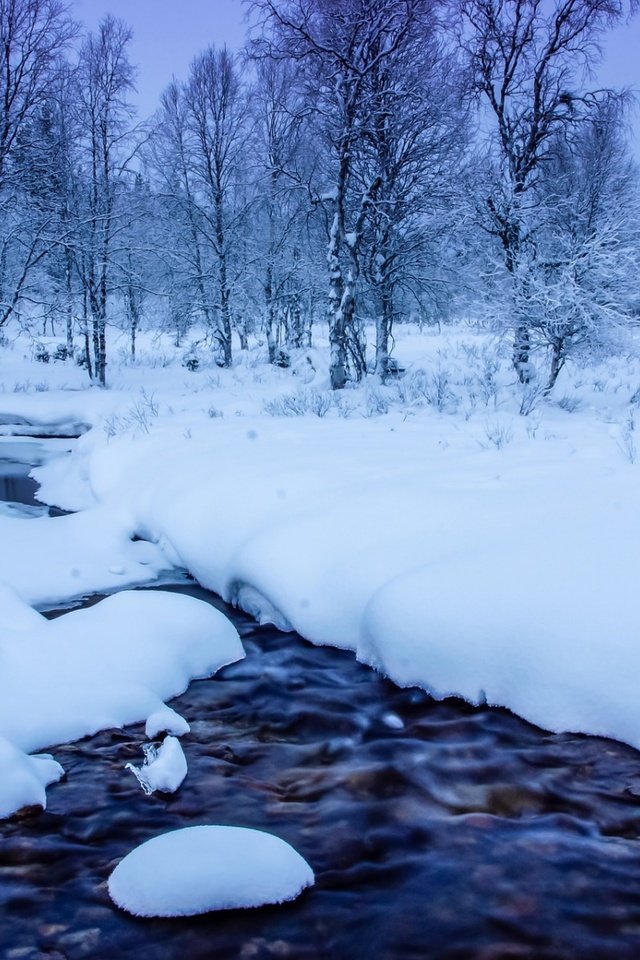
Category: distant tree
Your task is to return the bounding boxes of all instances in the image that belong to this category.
[355,14,468,378]
[458,0,638,382]
[0,0,77,332]
[523,99,639,392]
[149,79,215,342]
[74,15,137,384]
[250,56,312,363]
[252,0,433,389]
[184,46,250,367]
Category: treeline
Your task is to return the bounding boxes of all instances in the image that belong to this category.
[0,0,638,390]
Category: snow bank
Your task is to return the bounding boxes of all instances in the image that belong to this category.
[0,588,244,818]
[0,737,63,819]
[0,507,173,608]
[108,826,315,917]
[36,413,640,752]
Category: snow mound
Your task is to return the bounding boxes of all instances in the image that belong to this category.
[145,707,190,739]
[126,736,187,795]
[0,507,171,607]
[0,736,64,818]
[0,589,244,818]
[108,826,315,917]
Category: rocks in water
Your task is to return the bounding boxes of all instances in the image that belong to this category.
[108,825,315,917]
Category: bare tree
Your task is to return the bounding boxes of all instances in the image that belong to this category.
[458,0,637,382]
[75,15,137,385]
[252,0,432,389]
[356,15,467,378]
[184,46,249,367]
[251,56,312,363]
[0,0,77,332]
[150,80,216,339]
[0,0,76,184]
[524,99,639,392]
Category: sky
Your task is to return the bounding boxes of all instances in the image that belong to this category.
[75,0,248,117]
[76,0,639,152]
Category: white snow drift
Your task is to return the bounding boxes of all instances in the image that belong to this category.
[0,588,244,818]
[31,412,640,752]
[108,826,315,917]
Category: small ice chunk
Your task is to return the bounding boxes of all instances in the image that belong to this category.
[145,708,190,739]
[108,825,315,917]
[126,736,187,795]
[108,565,126,575]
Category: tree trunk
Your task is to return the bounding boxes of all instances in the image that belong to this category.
[513,321,531,384]
[214,191,232,367]
[376,280,394,380]
[545,339,565,395]
[264,262,277,363]
[65,248,74,355]
[327,161,349,389]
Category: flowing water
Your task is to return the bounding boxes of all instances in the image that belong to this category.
[2,452,640,959]
[0,440,69,517]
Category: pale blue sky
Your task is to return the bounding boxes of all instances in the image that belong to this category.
[76,0,639,152]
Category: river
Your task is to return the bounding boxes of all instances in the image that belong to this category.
[1,444,640,959]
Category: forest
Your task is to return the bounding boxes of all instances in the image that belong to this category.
[0,0,637,393]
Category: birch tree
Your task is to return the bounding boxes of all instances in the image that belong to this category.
[0,0,76,332]
[524,99,639,392]
[356,17,467,377]
[75,15,137,385]
[253,0,432,389]
[184,46,249,367]
[458,0,638,382]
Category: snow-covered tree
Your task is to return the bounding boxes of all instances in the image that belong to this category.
[184,46,250,367]
[253,0,435,388]
[0,0,77,332]
[458,0,638,382]
[74,15,138,384]
[522,99,639,391]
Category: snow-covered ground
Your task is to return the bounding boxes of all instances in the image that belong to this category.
[1,323,639,818]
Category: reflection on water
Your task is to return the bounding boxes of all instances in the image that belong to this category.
[2,583,640,959]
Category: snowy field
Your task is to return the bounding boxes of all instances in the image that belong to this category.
[1,323,639,820]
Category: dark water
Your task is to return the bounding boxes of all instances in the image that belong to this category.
[2,462,640,959]
[2,585,640,960]
[0,445,67,516]
[0,459,41,506]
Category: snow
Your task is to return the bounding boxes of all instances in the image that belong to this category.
[145,707,190,739]
[126,736,188,795]
[0,588,244,818]
[108,826,315,917]
[1,324,640,776]
[0,736,63,819]
[25,405,637,753]
[0,508,174,607]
